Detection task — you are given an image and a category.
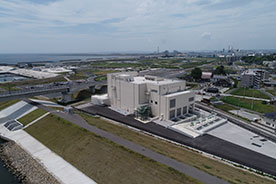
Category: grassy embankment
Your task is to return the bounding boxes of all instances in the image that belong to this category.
[230,88,270,99]
[90,58,218,70]
[69,69,115,80]
[25,114,201,184]
[77,111,275,184]
[17,108,47,126]
[214,103,238,112]
[0,76,66,91]
[266,88,276,96]
[0,100,20,111]
[221,96,276,113]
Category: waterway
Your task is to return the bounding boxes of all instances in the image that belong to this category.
[0,74,28,83]
[0,138,20,184]
[0,53,135,64]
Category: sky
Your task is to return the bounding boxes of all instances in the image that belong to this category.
[0,0,276,53]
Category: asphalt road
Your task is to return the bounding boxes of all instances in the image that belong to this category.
[23,99,228,184]
[79,104,276,176]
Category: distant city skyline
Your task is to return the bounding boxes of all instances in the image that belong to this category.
[0,0,276,53]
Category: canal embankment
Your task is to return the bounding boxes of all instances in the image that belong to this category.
[0,140,60,184]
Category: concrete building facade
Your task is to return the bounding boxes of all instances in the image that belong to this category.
[107,72,195,121]
[241,69,269,88]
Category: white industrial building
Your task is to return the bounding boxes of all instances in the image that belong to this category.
[107,72,195,121]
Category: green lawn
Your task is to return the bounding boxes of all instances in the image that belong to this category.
[221,96,276,113]
[230,88,270,99]
[17,108,47,126]
[0,76,66,90]
[94,76,107,81]
[214,103,238,112]
[0,100,20,111]
[25,114,200,184]
[77,111,275,184]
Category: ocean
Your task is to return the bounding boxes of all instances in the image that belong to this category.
[0,53,119,64]
[0,138,20,184]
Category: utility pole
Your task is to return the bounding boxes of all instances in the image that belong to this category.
[251,90,254,110]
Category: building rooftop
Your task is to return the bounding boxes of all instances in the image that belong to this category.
[213,75,228,80]
[164,90,193,97]
[130,76,183,85]
[241,70,256,76]
[242,69,268,76]
[201,72,212,79]
[264,112,276,120]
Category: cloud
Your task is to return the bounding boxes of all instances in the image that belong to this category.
[201,32,212,40]
[0,0,276,52]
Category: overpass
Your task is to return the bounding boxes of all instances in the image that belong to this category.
[0,81,106,102]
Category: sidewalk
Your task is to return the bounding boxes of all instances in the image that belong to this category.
[0,126,96,184]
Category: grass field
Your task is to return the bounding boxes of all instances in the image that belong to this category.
[77,111,275,184]
[25,114,200,184]
[221,96,276,113]
[94,76,107,81]
[214,103,239,112]
[0,76,66,90]
[92,70,116,75]
[0,100,19,111]
[18,108,47,126]
[230,88,270,99]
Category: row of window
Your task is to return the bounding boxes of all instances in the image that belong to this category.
[169,106,188,119]
[170,97,194,109]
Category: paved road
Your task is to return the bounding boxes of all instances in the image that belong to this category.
[24,99,228,184]
[79,104,276,176]
[259,88,275,99]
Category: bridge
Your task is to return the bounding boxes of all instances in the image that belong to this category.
[0,81,106,102]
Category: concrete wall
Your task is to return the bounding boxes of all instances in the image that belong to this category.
[241,74,255,88]
[161,91,195,120]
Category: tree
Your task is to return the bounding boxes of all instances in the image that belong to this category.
[213,65,226,75]
[191,67,202,80]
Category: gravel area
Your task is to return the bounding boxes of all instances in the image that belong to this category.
[0,141,60,184]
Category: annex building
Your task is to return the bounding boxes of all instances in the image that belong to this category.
[107,72,195,121]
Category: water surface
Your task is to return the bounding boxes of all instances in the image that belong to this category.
[0,138,20,184]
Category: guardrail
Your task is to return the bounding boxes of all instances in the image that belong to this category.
[0,81,105,97]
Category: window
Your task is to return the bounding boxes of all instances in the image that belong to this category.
[170,99,176,108]
[169,110,175,119]
[151,89,158,93]
[177,108,181,116]
[189,97,194,102]
[183,106,187,114]
[155,101,158,105]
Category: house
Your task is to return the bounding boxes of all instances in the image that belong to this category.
[212,75,232,87]
[201,72,212,81]
[107,72,195,121]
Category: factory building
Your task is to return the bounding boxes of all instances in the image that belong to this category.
[107,72,195,121]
